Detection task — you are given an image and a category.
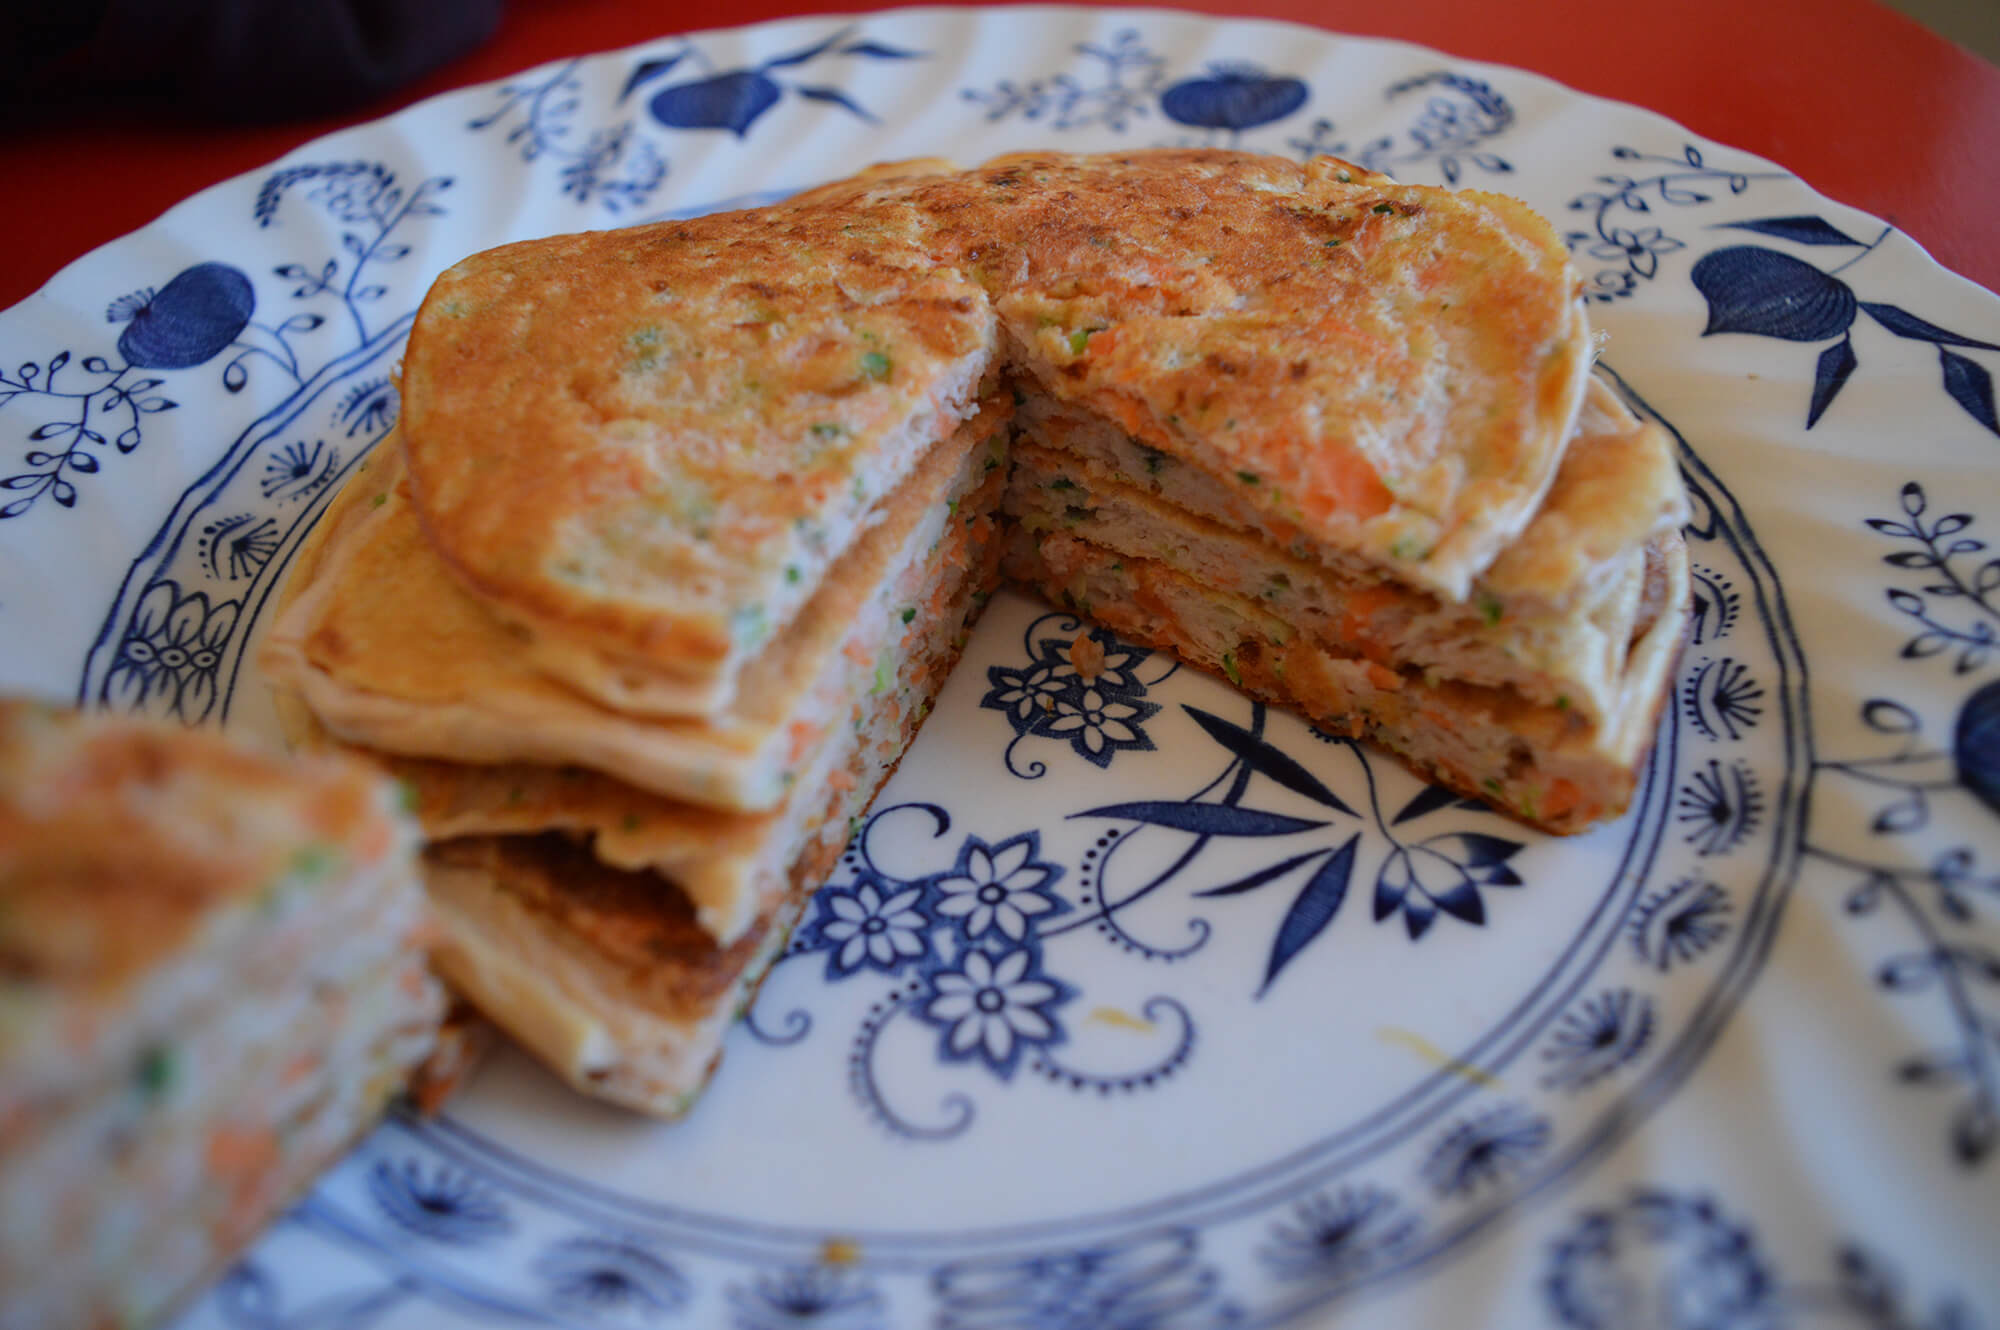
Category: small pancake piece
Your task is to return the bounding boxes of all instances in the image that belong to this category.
[401,193,999,716]
[0,702,441,1330]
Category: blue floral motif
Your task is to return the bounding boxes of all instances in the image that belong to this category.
[768,809,1210,1139]
[1258,1187,1419,1283]
[932,833,1068,943]
[1419,1103,1551,1197]
[1287,72,1513,184]
[1059,702,1523,986]
[626,27,923,141]
[1692,237,1999,436]
[1689,563,1743,648]
[1546,1189,1981,1330]
[961,29,1166,133]
[813,876,931,977]
[83,158,449,724]
[1683,656,1765,742]
[101,580,240,724]
[727,1265,884,1329]
[0,263,252,519]
[468,61,663,210]
[1801,481,2000,1167]
[931,1230,1239,1330]
[1629,877,1733,971]
[921,946,1068,1079]
[1545,1190,1775,1330]
[536,1236,688,1317]
[1675,759,1763,857]
[981,615,1168,776]
[366,1158,512,1246]
[1538,989,1655,1092]
[247,164,446,387]
[1562,144,1787,303]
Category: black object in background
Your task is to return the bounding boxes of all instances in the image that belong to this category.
[3,0,505,121]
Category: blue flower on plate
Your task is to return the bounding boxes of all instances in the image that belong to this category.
[933,833,1066,943]
[102,580,239,723]
[1046,686,1151,765]
[727,1265,884,1329]
[1585,227,1685,281]
[536,1236,688,1316]
[366,1157,511,1245]
[922,947,1067,1078]
[1545,1190,1775,1330]
[1420,1103,1551,1198]
[816,878,930,976]
[1259,1186,1419,1283]
[983,659,1069,730]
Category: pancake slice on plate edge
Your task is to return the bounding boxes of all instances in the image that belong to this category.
[261,146,1694,1120]
[0,701,443,1330]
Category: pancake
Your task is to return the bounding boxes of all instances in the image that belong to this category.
[260,146,1692,1120]
[1002,373,1685,726]
[265,403,1008,816]
[417,516,998,1115]
[400,190,1000,718]
[398,149,1592,713]
[0,701,440,1330]
[1002,526,1688,833]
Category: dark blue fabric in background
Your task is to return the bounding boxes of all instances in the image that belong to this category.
[3,0,504,121]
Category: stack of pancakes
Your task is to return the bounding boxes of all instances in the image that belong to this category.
[264,149,1690,1117]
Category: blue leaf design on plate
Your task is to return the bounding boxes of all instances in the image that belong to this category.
[620,53,689,103]
[1259,834,1359,996]
[1954,678,2000,816]
[649,71,783,135]
[1691,246,1857,342]
[1861,302,2000,350]
[794,85,878,122]
[1939,348,2000,437]
[1714,215,1864,246]
[838,40,924,58]
[1195,848,1330,898]
[1183,705,1354,814]
[1808,336,1858,427]
[761,27,857,70]
[1390,783,1481,825]
[1072,801,1328,836]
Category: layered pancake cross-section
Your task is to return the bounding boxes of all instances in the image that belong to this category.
[263,147,1692,1119]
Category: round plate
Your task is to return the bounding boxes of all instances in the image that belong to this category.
[3,7,1996,1326]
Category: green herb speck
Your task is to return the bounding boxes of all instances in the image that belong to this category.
[1049,476,1077,491]
[1478,594,1503,627]
[1372,202,1395,215]
[135,1045,174,1102]
[1222,652,1242,687]
[900,607,916,624]
[860,350,892,381]
[370,494,388,508]
[785,565,802,584]
[810,422,844,439]
[1237,470,1259,485]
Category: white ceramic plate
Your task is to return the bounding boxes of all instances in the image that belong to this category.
[4,8,1998,1326]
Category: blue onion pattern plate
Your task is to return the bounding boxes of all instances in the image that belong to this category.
[4,8,1998,1326]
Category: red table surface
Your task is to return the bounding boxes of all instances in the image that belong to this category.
[4,0,1996,311]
